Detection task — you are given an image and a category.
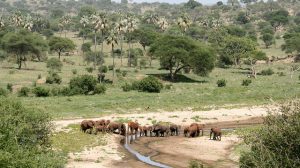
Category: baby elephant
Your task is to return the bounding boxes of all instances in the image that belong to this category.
[169,124,180,136]
[95,125,106,134]
[184,126,189,137]
[80,120,95,134]
[210,128,222,141]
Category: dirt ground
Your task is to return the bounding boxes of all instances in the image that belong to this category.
[55,106,273,168]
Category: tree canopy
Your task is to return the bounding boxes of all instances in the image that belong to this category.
[48,36,76,60]
[149,35,216,80]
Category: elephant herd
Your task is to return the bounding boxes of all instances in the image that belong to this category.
[80,119,222,141]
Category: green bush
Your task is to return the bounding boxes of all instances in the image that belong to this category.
[278,72,286,76]
[72,69,77,75]
[131,81,141,90]
[122,71,127,77]
[94,84,106,94]
[81,42,92,53]
[37,74,42,79]
[69,75,97,95]
[240,101,300,168]
[138,76,163,93]
[86,67,94,73]
[6,83,13,92]
[121,83,132,92]
[217,79,227,87]
[242,79,252,86]
[260,68,274,76]
[165,84,173,90]
[46,72,62,84]
[0,98,66,167]
[46,58,63,71]
[18,87,30,97]
[33,87,50,97]
[98,66,108,73]
[189,160,204,168]
[108,65,114,71]
[0,88,7,97]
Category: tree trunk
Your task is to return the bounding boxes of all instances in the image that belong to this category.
[101,31,104,54]
[94,33,97,69]
[120,35,123,67]
[169,68,174,81]
[128,41,131,67]
[112,44,115,78]
[58,52,61,60]
[18,55,22,69]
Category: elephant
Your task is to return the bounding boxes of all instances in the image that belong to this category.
[153,124,169,137]
[169,124,180,136]
[188,125,199,137]
[190,123,205,136]
[108,122,126,136]
[139,126,148,137]
[95,125,106,134]
[210,128,222,141]
[128,121,139,135]
[147,126,154,137]
[184,126,189,137]
[80,120,95,134]
[95,119,106,127]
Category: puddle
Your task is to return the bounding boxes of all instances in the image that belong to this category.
[122,135,172,168]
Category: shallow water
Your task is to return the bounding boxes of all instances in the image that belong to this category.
[123,135,172,168]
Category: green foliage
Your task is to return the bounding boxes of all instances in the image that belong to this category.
[33,87,50,97]
[138,76,163,93]
[189,160,204,168]
[1,30,48,69]
[236,12,250,24]
[184,0,202,9]
[18,87,30,97]
[282,27,300,54]
[0,50,8,61]
[46,58,63,71]
[99,66,108,73]
[84,51,105,66]
[81,42,92,53]
[261,33,275,48]
[48,36,76,59]
[217,79,227,87]
[94,84,106,94]
[128,48,143,67]
[72,69,77,75]
[264,9,289,30]
[46,72,62,84]
[226,25,246,37]
[150,35,216,80]
[6,83,12,92]
[69,75,97,95]
[86,67,94,73]
[41,29,54,38]
[0,88,7,97]
[121,83,132,92]
[260,68,274,76]
[132,28,158,50]
[0,98,65,167]
[242,79,252,86]
[240,101,300,168]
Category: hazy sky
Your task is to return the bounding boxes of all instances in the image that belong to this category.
[112,0,227,5]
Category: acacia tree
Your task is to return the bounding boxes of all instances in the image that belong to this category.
[1,30,48,69]
[48,36,76,60]
[264,9,289,31]
[149,35,216,80]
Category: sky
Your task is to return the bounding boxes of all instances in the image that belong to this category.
[112,0,227,5]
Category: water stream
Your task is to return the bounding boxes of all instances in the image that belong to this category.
[123,135,172,168]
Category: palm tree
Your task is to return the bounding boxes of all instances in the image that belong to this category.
[115,16,126,66]
[157,17,169,32]
[23,14,33,31]
[60,15,71,38]
[98,12,109,54]
[90,13,102,69]
[0,16,5,29]
[11,11,23,28]
[106,30,118,78]
[177,14,192,35]
[80,15,89,45]
[124,15,138,67]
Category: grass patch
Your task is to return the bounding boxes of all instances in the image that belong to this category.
[51,124,107,153]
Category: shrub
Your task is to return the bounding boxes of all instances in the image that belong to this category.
[121,83,132,92]
[189,160,204,168]
[165,84,173,90]
[115,68,121,73]
[0,88,7,97]
[46,58,63,71]
[46,72,62,84]
[122,71,127,77]
[7,83,13,92]
[8,70,15,74]
[242,79,252,86]
[86,67,94,73]
[139,76,163,93]
[278,72,286,76]
[99,66,108,73]
[0,98,66,167]
[33,87,50,97]
[260,68,274,76]
[18,87,30,97]
[50,87,61,96]
[37,74,42,79]
[59,87,81,96]
[81,42,92,53]
[217,79,227,87]
[94,84,106,94]
[240,101,300,168]
[72,69,77,75]
[131,81,141,90]
[108,65,114,71]
[69,75,97,95]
